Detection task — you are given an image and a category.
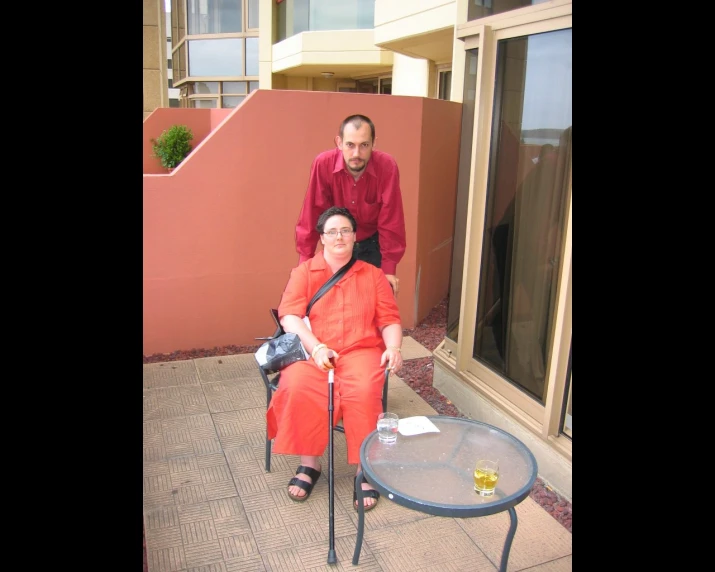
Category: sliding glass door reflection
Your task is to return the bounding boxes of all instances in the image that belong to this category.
[473,29,572,404]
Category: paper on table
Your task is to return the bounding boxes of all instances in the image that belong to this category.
[397,416,440,436]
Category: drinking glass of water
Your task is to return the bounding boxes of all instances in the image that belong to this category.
[377,412,399,444]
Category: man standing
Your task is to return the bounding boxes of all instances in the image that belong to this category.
[295,114,406,295]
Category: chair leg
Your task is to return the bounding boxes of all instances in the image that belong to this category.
[265,383,272,472]
[266,433,272,472]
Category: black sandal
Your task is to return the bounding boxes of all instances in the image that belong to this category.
[353,475,380,512]
[287,465,322,502]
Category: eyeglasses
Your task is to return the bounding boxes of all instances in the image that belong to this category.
[323,228,355,238]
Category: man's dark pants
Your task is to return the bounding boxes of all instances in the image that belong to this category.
[353,232,381,268]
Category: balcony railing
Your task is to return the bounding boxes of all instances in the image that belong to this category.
[277,0,375,42]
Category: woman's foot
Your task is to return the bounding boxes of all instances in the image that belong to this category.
[353,475,380,511]
[287,457,322,501]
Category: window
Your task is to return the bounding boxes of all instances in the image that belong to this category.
[356,78,377,93]
[188,39,243,76]
[353,76,392,95]
[248,0,259,29]
[190,98,218,108]
[184,81,257,109]
[222,95,245,108]
[278,0,375,42]
[438,70,452,100]
[188,0,242,34]
[472,28,572,404]
[379,77,392,95]
[223,81,247,94]
[174,1,258,99]
[245,37,258,76]
[194,81,219,94]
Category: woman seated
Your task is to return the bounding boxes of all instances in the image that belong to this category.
[266,206,403,511]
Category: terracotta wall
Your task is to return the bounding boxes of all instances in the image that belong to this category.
[143,89,461,355]
[415,98,462,318]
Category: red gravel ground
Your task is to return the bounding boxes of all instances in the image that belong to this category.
[143,297,571,570]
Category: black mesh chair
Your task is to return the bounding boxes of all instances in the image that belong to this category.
[257,309,389,472]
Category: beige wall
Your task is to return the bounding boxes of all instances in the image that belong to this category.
[271,73,288,89]
[259,0,274,88]
[143,0,168,120]
[285,76,314,91]
[312,77,340,91]
[392,53,430,97]
[272,30,393,73]
[375,0,456,45]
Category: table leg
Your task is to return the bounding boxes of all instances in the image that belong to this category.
[352,470,365,565]
[499,507,518,572]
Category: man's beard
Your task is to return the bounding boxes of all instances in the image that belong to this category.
[348,160,366,174]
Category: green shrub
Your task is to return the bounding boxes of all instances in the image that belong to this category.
[151,124,194,169]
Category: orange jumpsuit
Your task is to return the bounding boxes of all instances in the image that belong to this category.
[266,252,401,464]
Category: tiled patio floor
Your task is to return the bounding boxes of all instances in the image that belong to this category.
[143,337,572,571]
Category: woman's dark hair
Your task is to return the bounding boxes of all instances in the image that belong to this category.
[339,114,375,142]
[316,206,357,234]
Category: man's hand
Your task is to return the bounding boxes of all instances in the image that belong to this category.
[385,274,399,295]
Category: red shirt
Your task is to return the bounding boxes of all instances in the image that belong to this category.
[295,147,406,275]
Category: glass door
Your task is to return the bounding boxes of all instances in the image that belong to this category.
[464,23,572,424]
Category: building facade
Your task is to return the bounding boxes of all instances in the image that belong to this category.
[144,0,572,499]
[143,0,170,119]
[166,9,181,107]
[167,0,260,108]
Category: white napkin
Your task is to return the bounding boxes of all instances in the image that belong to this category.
[398,416,440,436]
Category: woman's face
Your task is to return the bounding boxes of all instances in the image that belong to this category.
[320,215,356,256]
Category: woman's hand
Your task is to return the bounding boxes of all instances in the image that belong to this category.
[380,347,403,374]
[313,347,340,371]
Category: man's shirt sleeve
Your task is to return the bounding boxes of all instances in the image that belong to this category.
[295,153,333,263]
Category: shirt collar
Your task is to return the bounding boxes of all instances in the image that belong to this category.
[310,250,362,278]
[311,250,329,271]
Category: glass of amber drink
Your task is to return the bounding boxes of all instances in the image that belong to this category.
[473,459,499,496]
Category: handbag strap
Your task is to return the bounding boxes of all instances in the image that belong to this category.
[306,256,357,316]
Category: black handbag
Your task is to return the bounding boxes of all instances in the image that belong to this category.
[255,257,357,372]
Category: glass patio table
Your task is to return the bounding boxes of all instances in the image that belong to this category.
[353,415,538,571]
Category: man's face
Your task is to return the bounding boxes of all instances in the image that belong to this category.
[336,123,374,177]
